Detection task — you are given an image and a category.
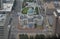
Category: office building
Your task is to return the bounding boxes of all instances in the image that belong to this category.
[53,9,60,34]
[0,0,15,39]
[0,14,8,39]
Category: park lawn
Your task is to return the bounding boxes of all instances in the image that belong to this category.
[22,7,29,14]
[37,25,44,30]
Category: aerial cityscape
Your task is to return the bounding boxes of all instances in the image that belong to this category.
[0,0,60,39]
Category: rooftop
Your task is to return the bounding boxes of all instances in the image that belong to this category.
[45,2,55,9]
[0,14,7,26]
[0,3,13,12]
[0,0,15,12]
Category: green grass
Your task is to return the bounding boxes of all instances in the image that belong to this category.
[22,7,29,14]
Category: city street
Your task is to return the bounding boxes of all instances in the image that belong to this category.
[9,0,22,39]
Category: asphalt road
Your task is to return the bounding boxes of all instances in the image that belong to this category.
[4,13,11,39]
[10,12,19,39]
[9,0,23,39]
[14,0,22,12]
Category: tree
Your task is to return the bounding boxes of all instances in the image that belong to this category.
[35,7,39,14]
[53,35,57,39]
[34,23,37,28]
[46,35,58,39]
[46,36,53,39]
[23,0,27,2]
[58,35,60,39]
[19,34,25,39]
[28,0,34,2]
[30,36,34,39]
[35,34,45,39]
[19,34,28,39]
[22,2,25,8]
[35,34,40,39]
[39,34,45,39]
[24,34,28,39]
